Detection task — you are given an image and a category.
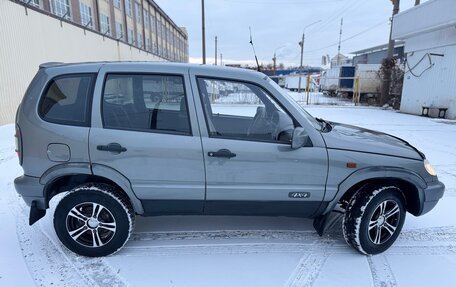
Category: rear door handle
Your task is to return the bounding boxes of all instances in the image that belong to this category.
[97,143,127,154]
[208,149,236,159]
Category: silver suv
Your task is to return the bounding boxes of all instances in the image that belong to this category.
[14,62,444,257]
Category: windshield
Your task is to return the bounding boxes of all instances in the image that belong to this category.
[267,77,322,130]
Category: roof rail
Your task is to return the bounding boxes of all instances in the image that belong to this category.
[39,62,65,69]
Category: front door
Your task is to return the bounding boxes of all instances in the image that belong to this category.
[89,66,205,214]
[193,77,328,217]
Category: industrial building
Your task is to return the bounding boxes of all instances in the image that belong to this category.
[392,0,456,119]
[0,0,189,125]
[351,42,405,66]
[15,0,188,62]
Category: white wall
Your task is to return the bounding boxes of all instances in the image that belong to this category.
[0,1,165,125]
[400,40,456,119]
[393,0,456,119]
[392,0,456,40]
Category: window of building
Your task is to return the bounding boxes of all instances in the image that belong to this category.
[23,0,40,8]
[149,15,155,34]
[113,0,121,9]
[151,37,156,53]
[196,78,295,143]
[39,74,96,127]
[137,32,143,48]
[143,9,149,28]
[156,19,161,39]
[100,14,110,35]
[145,37,150,51]
[102,74,190,134]
[127,28,134,44]
[79,3,93,28]
[125,0,132,17]
[52,0,71,19]
[115,22,123,39]
[134,2,141,24]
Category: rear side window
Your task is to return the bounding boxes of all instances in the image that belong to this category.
[102,74,191,135]
[39,74,96,126]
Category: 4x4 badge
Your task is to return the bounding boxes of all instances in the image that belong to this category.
[288,192,311,199]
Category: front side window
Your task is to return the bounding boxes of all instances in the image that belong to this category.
[39,74,95,126]
[80,3,93,28]
[100,14,110,35]
[102,74,190,134]
[197,78,295,143]
[52,0,71,19]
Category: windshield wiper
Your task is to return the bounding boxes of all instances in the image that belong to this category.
[316,117,332,132]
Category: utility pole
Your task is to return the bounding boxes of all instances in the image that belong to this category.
[381,0,400,105]
[214,36,218,65]
[297,20,321,93]
[298,33,305,93]
[337,18,343,66]
[272,52,277,74]
[220,53,223,66]
[201,0,206,64]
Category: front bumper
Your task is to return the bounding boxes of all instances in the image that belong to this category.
[419,180,445,215]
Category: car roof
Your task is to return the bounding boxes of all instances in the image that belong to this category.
[40,61,262,78]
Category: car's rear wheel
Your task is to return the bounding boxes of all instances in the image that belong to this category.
[343,185,406,255]
[54,183,135,257]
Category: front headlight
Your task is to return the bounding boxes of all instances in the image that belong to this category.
[424,159,437,176]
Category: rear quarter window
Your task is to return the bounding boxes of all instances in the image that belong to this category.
[39,74,96,126]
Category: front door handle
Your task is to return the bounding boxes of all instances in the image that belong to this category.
[97,143,127,154]
[208,149,236,159]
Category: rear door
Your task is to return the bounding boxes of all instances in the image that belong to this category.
[89,64,205,214]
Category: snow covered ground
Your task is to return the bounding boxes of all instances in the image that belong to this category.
[287,91,354,106]
[1,105,455,287]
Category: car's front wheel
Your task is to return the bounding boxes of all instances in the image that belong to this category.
[343,185,406,255]
[54,183,135,257]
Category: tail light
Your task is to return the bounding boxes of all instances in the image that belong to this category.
[15,125,23,165]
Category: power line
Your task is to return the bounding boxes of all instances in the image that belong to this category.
[309,0,359,35]
[304,19,388,54]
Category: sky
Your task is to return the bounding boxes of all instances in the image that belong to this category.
[154,0,425,67]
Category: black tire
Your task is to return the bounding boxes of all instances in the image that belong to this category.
[343,185,406,255]
[53,183,135,257]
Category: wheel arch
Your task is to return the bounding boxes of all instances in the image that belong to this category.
[41,164,144,214]
[324,167,426,216]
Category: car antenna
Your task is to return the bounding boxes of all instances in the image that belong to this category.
[249,26,261,72]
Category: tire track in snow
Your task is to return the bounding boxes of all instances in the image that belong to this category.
[123,227,456,257]
[5,178,92,286]
[367,255,397,287]
[131,229,317,242]
[38,221,128,287]
[282,240,333,287]
[3,160,128,287]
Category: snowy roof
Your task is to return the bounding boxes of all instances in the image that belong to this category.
[350,41,405,55]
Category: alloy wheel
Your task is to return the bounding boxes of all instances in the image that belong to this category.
[368,200,401,245]
[66,202,117,248]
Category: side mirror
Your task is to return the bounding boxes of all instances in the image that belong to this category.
[291,127,310,149]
